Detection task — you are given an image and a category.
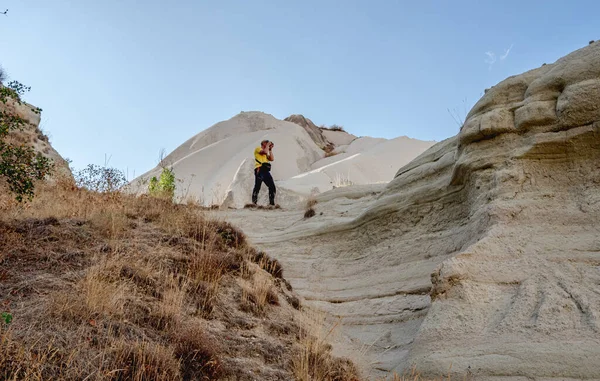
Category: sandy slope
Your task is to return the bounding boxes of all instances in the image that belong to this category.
[131,112,435,207]
[220,42,600,379]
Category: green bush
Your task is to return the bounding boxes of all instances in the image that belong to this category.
[148,176,159,194]
[0,79,54,201]
[1,312,12,325]
[148,167,176,200]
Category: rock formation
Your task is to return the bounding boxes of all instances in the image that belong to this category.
[131,111,434,207]
[284,114,331,149]
[223,42,600,379]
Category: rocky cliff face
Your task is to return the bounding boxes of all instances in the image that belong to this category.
[224,42,600,379]
[1,94,71,179]
[404,40,600,379]
[284,114,331,149]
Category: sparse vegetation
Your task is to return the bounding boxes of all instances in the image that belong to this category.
[333,172,353,188]
[249,249,284,279]
[447,97,469,129]
[74,163,127,193]
[0,178,357,380]
[320,124,346,132]
[292,314,360,381]
[240,272,280,315]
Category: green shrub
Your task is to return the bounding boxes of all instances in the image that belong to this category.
[0,79,54,201]
[148,176,159,194]
[148,167,176,201]
[1,312,12,325]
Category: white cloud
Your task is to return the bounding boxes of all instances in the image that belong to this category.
[500,44,514,60]
[484,51,497,70]
[484,44,513,70]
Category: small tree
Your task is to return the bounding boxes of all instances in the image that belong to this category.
[0,79,54,201]
[148,167,176,201]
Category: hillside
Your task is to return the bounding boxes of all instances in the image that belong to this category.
[0,182,360,380]
[131,112,435,208]
[222,41,600,379]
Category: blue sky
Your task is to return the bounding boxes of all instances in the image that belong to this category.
[0,0,597,177]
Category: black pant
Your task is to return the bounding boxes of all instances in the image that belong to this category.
[252,167,276,205]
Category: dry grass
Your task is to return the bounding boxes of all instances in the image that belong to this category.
[0,182,229,379]
[240,272,280,315]
[0,178,358,380]
[248,249,284,279]
[333,172,353,188]
[324,151,339,158]
[292,313,360,381]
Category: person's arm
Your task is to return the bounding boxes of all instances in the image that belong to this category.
[268,143,274,161]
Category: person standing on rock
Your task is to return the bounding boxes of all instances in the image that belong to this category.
[252,140,276,205]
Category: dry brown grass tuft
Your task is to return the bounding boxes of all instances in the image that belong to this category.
[107,340,182,381]
[241,271,280,315]
[292,314,360,381]
[249,249,284,279]
[171,321,222,379]
[0,329,67,380]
